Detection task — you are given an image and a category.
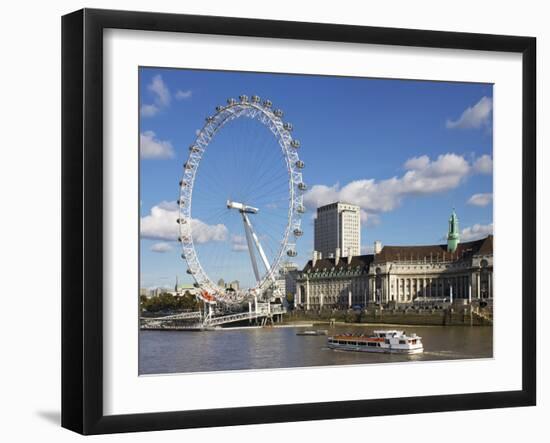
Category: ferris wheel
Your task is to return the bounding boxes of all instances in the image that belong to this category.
[177,95,306,305]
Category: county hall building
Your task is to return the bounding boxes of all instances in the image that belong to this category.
[295,205,493,310]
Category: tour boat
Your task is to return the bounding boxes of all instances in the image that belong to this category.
[327,330,423,354]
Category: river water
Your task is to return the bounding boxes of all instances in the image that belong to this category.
[139,324,492,375]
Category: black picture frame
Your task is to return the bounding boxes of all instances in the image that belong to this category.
[61,8,536,435]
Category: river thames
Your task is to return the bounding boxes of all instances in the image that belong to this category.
[139,324,492,375]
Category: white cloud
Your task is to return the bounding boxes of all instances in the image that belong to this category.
[150,242,173,253]
[467,193,493,207]
[141,201,228,243]
[231,234,248,252]
[192,218,228,244]
[461,223,493,241]
[359,209,380,227]
[140,104,159,117]
[473,154,493,174]
[141,75,171,117]
[304,153,472,215]
[304,184,340,211]
[149,74,171,106]
[140,131,175,159]
[176,89,192,100]
[141,201,179,241]
[446,96,492,129]
[403,155,430,170]
[304,153,492,226]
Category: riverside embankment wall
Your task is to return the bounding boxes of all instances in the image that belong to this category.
[285,308,492,326]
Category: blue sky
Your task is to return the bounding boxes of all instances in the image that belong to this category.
[139,67,493,290]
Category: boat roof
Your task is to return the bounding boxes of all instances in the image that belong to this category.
[329,332,421,340]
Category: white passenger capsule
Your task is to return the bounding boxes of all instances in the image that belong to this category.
[206,116,214,123]
[274,109,284,118]
[287,249,298,257]
[239,94,248,102]
[251,95,261,103]
[179,180,188,187]
[298,182,307,191]
[295,160,305,169]
[227,98,237,105]
[186,268,193,274]
[283,122,293,131]
[184,162,193,170]
[263,99,273,108]
[176,218,187,224]
[216,105,224,112]
[296,204,305,213]
[290,140,300,148]
[177,199,184,206]
[189,145,200,153]
[293,228,303,237]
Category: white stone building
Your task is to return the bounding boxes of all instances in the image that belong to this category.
[295,249,372,310]
[369,235,493,304]
[296,210,493,310]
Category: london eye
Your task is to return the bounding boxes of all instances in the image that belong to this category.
[177,95,306,307]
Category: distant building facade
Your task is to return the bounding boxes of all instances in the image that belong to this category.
[295,250,372,310]
[296,209,493,310]
[275,262,299,299]
[140,287,151,298]
[314,202,361,258]
[216,278,240,291]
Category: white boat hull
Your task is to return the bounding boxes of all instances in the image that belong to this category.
[327,343,423,354]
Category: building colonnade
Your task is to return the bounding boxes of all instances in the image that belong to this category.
[296,270,493,310]
[371,271,492,304]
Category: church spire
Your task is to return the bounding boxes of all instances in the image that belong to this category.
[447,208,460,253]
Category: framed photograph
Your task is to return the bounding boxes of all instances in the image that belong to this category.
[62,8,536,435]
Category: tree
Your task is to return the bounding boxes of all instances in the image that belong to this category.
[139,291,198,313]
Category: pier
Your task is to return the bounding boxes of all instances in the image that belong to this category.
[141,304,286,330]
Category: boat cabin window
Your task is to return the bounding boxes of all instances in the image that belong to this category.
[399,340,406,345]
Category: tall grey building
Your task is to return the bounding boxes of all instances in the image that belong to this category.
[314,202,361,258]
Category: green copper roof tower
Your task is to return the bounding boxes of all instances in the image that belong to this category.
[447,208,460,253]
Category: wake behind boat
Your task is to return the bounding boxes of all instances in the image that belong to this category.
[327,330,423,354]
